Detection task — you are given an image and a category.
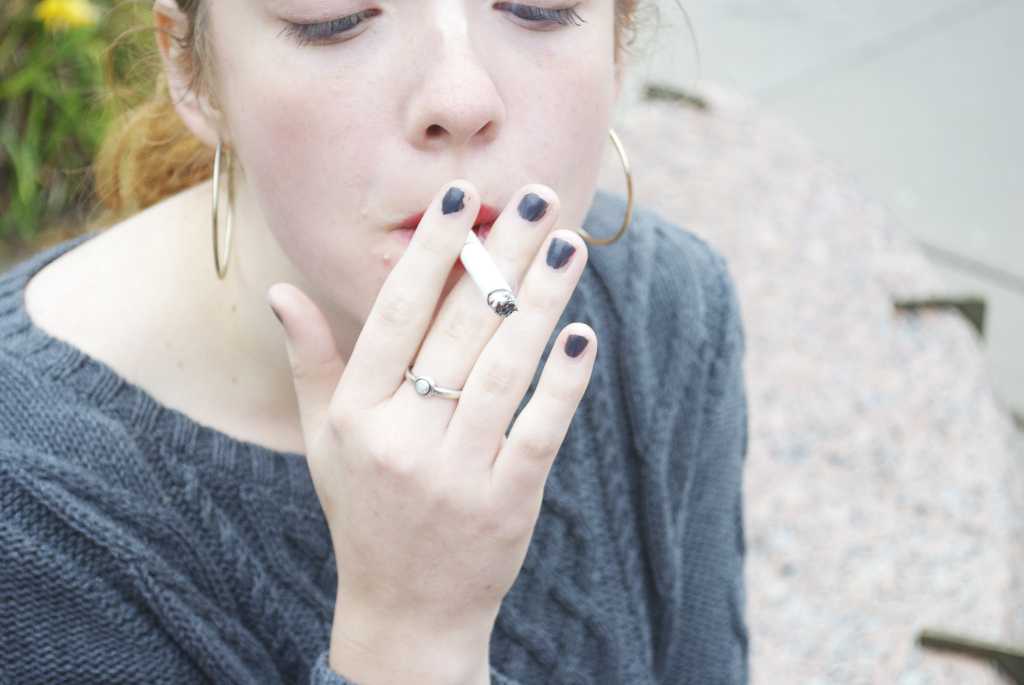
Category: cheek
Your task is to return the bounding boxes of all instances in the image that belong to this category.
[492,13,617,205]
[517,57,617,217]
[220,61,392,278]
[227,77,373,224]
[211,14,383,236]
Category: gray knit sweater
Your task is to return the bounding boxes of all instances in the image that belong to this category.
[0,189,749,684]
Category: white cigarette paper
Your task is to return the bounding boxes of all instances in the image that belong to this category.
[461,228,518,317]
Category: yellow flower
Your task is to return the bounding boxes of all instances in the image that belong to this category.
[33,0,100,32]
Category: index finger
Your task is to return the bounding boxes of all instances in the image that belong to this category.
[333,180,480,410]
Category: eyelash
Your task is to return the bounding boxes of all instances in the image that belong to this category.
[280,3,586,47]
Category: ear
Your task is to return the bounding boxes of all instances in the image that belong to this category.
[153,0,224,148]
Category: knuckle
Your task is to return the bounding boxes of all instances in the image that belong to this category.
[366,440,417,478]
[482,510,529,546]
[377,290,418,329]
[550,360,588,401]
[437,306,475,343]
[289,356,340,390]
[326,405,353,436]
[533,286,566,314]
[286,355,312,381]
[478,359,522,397]
[516,431,557,464]
[362,431,389,464]
[418,230,454,259]
[550,376,584,404]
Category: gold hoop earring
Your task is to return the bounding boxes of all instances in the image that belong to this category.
[211,141,234,280]
[575,128,634,246]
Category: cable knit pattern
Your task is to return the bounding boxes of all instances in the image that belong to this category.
[0,189,749,684]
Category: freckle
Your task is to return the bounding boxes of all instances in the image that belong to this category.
[230,375,238,385]
[231,304,237,313]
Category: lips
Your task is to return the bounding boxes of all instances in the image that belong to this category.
[398,203,501,231]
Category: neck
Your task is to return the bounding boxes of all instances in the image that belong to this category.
[155,180,358,454]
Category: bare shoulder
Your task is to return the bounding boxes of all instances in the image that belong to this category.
[26,220,140,350]
[20,182,307,455]
[23,186,204,380]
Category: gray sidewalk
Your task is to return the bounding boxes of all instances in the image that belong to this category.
[610,3,1024,681]
[619,0,1024,421]
[603,81,1022,684]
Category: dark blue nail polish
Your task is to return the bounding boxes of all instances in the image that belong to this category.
[565,334,588,358]
[546,237,576,270]
[442,187,465,214]
[518,193,548,222]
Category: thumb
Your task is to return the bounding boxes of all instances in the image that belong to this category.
[266,282,346,447]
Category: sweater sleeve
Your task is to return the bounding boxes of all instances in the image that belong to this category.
[667,249,750,684]
[310,650,523,684]
[643,236,750,684]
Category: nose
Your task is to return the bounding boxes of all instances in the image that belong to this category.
[404,12,506,152]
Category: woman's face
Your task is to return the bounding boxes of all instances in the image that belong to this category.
[206,0,622,324]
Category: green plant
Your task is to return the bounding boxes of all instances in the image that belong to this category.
[1,0,149,247]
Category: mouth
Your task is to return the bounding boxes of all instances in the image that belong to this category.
[393,221,494,245]
[396,203,501,232]
[472,222,495,241]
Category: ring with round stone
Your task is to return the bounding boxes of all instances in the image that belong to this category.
[405,366,463,400]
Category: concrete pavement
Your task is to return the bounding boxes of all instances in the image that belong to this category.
[618,0,1024,420]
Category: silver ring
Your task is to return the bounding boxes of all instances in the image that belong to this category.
[405,367,463,400]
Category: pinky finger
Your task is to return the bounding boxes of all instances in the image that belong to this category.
[491,324,597,511]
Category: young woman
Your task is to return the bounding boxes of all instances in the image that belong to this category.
[0,1,750,683]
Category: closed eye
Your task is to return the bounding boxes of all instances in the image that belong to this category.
[278,9,381,47]
[280,3,586,47]
[495,2,586,28]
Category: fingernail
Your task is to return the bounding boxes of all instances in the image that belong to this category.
[565,334,588,358]
[442,186,466,214]
[518,193,548,222]
[546,237,576,270]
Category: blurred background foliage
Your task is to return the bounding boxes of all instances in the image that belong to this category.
[1,0,153,257]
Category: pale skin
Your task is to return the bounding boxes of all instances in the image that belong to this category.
[26,1,630,683]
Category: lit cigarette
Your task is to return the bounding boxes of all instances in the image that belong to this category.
[461,228,518,317]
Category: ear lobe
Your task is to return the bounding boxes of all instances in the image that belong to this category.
[153,0,223,148]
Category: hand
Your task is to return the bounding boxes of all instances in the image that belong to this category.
[267,180,596,680]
